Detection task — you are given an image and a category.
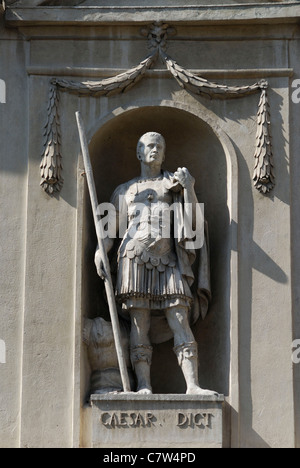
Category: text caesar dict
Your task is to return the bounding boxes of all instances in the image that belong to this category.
[100,411,213,429]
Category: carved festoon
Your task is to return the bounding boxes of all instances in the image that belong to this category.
[253,82,275,194]
[40,82,63,195]
[40,21,275,195]
[40,54,156,194]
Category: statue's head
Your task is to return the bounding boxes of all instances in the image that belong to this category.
[136,132,166,166]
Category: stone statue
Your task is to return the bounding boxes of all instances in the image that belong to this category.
[95,132,217,396]
[83,317,135,395]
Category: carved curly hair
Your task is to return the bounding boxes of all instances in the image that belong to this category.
[136,132,166,161]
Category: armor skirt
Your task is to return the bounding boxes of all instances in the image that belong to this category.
[116,255,193,311]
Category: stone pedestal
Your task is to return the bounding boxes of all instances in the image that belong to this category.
[91,394,224,448]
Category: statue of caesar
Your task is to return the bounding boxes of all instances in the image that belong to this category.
[95,132,217,396]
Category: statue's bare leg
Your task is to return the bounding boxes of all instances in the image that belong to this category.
[129,308,153,395]
[165,306,218,396]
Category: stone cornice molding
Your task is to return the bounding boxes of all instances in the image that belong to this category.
[26,66,294,80]
[5,3,300,27]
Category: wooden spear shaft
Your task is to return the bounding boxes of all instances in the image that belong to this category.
[75,111,131,393]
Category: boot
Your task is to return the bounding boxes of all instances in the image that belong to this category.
[130,344,153,394]
[174,341,218,396]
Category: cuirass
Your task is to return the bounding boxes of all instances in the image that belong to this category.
[118,179,177,271]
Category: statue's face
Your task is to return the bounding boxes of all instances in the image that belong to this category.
[139,134,165,167]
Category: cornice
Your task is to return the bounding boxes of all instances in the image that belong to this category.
[5,3,300,28]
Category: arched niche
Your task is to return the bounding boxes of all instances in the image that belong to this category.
[81,102,237,397]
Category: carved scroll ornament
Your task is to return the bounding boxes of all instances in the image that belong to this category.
[40,22,275,195]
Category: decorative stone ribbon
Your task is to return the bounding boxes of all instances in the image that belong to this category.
[40,24,275,195]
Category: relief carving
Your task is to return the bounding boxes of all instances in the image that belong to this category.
[177,412,212,428]
[40,21,275,196]
[40,83,62,194]
[83,317,135,395]
[40,53,156,194]
[101,412,156,428]
[253,83,275,193]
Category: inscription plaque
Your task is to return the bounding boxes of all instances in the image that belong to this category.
[91,394,224,448]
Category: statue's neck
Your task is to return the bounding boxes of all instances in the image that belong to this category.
[140,164,162,179]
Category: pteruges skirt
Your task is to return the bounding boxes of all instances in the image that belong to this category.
[115,255,193,311]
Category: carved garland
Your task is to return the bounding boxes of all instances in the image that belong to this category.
[41,22,275,195]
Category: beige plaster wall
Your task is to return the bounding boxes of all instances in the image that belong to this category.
[0,16,29,447]
[288,36,300,451]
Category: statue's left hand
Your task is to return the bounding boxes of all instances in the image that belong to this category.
[174,167,195,190]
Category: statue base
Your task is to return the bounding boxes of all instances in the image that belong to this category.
[90,393,224,448]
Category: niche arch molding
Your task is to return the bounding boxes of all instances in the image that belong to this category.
[76,99,239,445]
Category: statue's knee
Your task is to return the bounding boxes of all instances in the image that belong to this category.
[173,341,198,366]
[166,306,190,331]
[130,308,151,328]
[130,344,153,370]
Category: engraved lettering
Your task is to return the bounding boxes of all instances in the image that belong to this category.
[101,412,111,427]
[177,413,189,427]
[110,412,118,428]
[101,412,154,428]
[194,413,205,428]
[134,413,144,427]
[129,413,137,427]
[203,413,211,427]
[177,412,213,429]
[101,410,213,429]
[119,413,129,427]
[145,412,155,427]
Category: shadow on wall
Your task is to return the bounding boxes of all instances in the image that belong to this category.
[230,407,271,448]
[231,133,287,449]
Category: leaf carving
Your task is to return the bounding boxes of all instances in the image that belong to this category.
[41,53,157,195]
[40,83,63,195]
[253,88,275,194]
[54,53,156,98]
[162,53,263,100]
[40,29,275,197]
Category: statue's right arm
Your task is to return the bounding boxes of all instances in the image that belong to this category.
[94,182,127,279]
[94,244,111,280]
[94,233,116,280]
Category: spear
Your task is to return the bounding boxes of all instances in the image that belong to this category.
[75,111,131,393]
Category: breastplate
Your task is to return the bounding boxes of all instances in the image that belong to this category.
[118,181,177,269]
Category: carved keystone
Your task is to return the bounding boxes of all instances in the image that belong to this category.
[140,22,176,53]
